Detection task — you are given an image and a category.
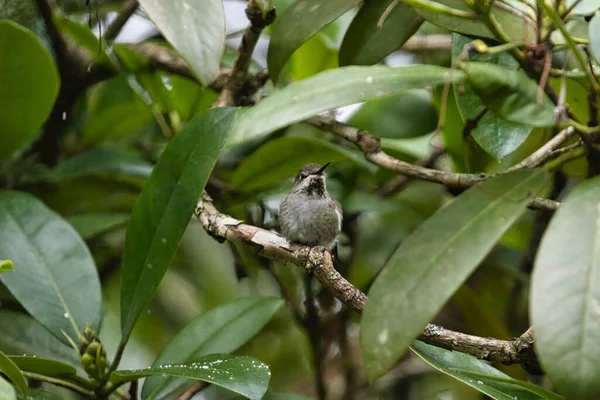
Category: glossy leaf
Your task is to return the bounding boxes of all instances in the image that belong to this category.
[0,310,78,366]
[50,145,153,182]
[531,176,600,399]
[138,0,225,85]
[0,191,102,344]
[472,112,533,159]
[411,341,550,400]
[230,65,465,148]
[0,351,27,395]
[0,376,16,400]
[81,102,154,145]
[349,90,438,139]
[8,356,76,378]
[143,297,284,399]
[361,169,548,380]
[571,0,599,15]
[67,213,130,240]
[267,0,362,81]
[340,0,423,66]
[231,136,375,191]
[120,108,237,340]
[0,260,14,274]
[412,0,535,42]
[18,389,63,400]
[456,370,565,400]
[288,31,338,81]
[113,354,270,400]
[0,21,59,158]
[451,34,531,159]
[590,12,600,64]
[460,62,555,127]
[53,15,112,65]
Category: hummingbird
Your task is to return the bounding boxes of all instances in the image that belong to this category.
[279,162,342,249]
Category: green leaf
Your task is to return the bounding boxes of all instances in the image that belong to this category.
[142,296,284,399]
[590,12,600,64]
[81,101,154,145]
[460,62,555,127]
[0,192,102,345]
[412,0,535,42]
[339,0,423,66]
[571,0,599,15]
[8,356,76,378]
[138,0,225,86]
[0,21,59,158]
[451,34,531,160]
[0,351,27,395]
[79,74,155,145]
[49,145,154,182]
[531,176,600,399]
[67,213,130,240]
[455,370,565,400]
[0,376,16,400]
[53,15,112,66]
[120,108,237,340]
[231,136,375,191]
[471,112,533,160]
[230,65,464,148]
[0,260,14,274]
[288,33,338,81]
[361,169,548,380]
[18,389,63,400]
[349,90,438,139]
[267,0,362,81]
[0,310,78,366]
[113,354,270,400]
[411,341,551,400]
[380,135,436,160]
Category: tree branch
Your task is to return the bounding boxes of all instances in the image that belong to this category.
[177,381,208,400]
[508,126,576,170]
[126,42,231,91]
[307,116,560,211]
[34,0,70,64]
[213,2,276,107]
[103,0,139,43]
[194,193,542,374]
[376,147,445,197]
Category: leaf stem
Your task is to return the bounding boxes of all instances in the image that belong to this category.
[561,0,585,19]
[22,371,96,398]
[543,2,600,92]
[480,9,525,63]
[569,119,600,133]
[403,0,478,19]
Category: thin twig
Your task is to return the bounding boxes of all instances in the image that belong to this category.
[177,381,208,400]
[401,34,452,52]
[128,379,138,400]
[194,193,542,374]
[103,0,139,42]
[21,371,96,398]
[307,116,560,211]
[508,126,576,170]
[376,147,445,197]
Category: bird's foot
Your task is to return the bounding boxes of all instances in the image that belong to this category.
[305,241,319,275]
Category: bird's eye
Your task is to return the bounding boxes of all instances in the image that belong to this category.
[299,173,307,180]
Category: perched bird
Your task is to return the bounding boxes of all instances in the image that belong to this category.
[279,162,342,249]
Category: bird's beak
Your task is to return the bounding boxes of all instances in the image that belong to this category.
[315,162,331,175]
